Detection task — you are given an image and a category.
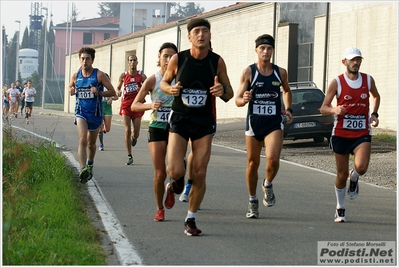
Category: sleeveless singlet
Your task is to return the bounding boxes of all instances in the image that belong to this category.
[121,71,143,103]
[245,63,283,133]
[332,72,371,138]
[149,71,175,129]
[172,49,220,124]
[75,68,102,117]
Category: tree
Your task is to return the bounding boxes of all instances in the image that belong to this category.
[98,2,120,17]
[20,27,30,49]
[72,4,79,22]
[6,32,18,84]
[174,2,204,17]
[2,26,8,84]
[46,21,55,81]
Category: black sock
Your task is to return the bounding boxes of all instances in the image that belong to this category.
[99,132,103,144]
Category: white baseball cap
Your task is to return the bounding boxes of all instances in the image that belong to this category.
[342,47,363,60]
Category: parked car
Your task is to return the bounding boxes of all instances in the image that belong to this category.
[281,82,334,143]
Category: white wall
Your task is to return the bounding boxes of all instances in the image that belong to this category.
[320,2,397,131]
[65,2,397,131]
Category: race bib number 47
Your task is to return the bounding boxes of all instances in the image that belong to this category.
[157,106,171,122]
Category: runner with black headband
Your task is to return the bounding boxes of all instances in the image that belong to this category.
[160,17,234,236]
[235,34,293,219]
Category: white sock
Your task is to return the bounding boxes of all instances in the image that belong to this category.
[185,210,196,222]
[264,180,272,187]
[249,195,257,202]
[350,169,360,182]
[335,186,346,209]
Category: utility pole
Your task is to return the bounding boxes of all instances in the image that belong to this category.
[15,20,21,82]
[41,7,48,109]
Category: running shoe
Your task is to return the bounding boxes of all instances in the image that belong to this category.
[164,182,175,209]
[15,113,17,118]
[99,144,104,151]
[131,137,137,147]
[126,156,133,165]
[154,209,165,221]
[172,177,185,195]
[179,183,192,202]
[262,181,276,207]
[347,169,359,200]
[334,208,347,222]
[184,218,202,236]
[79,164,93,184]
[246,199,259,219]
[26,119,29,124]
[172,158,187,194]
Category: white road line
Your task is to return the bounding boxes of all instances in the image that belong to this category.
[212,143,396,192]
[12,125,143,266]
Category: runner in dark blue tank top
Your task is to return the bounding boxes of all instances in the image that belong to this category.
[160,18,234,236]
[68,47,117,184]
[236,34,293,219]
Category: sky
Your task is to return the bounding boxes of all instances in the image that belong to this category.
[1,1,238,41]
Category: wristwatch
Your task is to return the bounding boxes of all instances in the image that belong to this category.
[371,112,379,118]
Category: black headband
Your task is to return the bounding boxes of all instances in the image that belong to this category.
[187,21,210,32]
[256,38,275,48]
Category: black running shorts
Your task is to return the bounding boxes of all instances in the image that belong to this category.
[169,112,215,141]
[330,135,372,155]
[148,126,169,143]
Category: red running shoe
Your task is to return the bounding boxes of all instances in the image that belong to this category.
[154,209,165,221]
[164,182,175,209]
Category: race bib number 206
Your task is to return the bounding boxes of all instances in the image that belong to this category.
[343,114,366,130]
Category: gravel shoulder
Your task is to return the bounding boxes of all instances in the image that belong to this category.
[213,118,397,190]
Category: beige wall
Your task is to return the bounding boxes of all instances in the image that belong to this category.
[315,2,397,131]
[313,15,327,93]
[275,23,290,71]
[65,2,397,131]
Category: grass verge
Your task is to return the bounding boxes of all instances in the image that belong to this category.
[2,127,107,265]
[373,133,396,143]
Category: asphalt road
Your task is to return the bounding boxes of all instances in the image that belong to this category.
[6,110,397,266]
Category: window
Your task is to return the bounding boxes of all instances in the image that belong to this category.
[83,33,92,45]
[104,33,110,40]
